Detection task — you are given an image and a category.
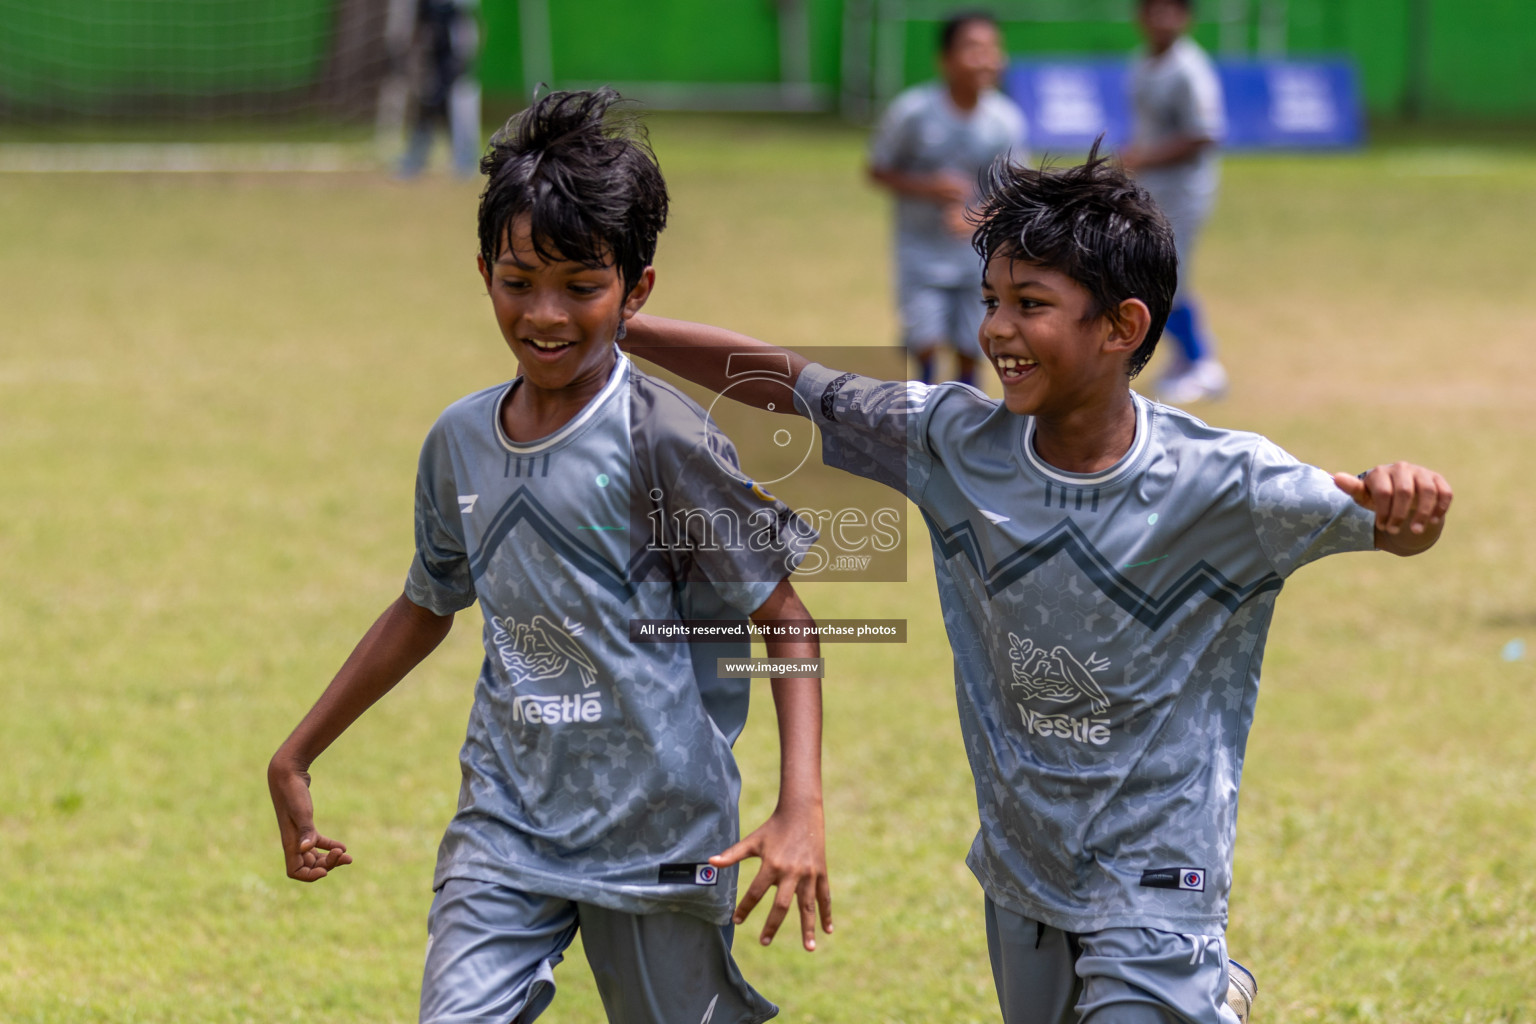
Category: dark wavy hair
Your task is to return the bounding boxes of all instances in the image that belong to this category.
[477,88,668,292]
[939,10,999,53]
[971,141,1177,379]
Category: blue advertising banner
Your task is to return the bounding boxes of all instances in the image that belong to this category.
[1005,60,1133,151]
[1004,58,1363,153]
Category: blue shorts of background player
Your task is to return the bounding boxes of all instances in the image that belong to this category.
[268,90,833,1024]
[622,144,1451,1023]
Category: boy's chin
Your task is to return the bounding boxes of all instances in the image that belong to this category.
[999,389,1039,416]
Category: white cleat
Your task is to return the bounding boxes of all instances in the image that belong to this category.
[1226,958,1258,1023]
[1157,359,1229,405]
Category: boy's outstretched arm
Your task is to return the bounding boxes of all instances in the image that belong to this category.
[268,593,453,882]
[1332,461,1453,557]
[624,314,812,411]
[710,579,832,952]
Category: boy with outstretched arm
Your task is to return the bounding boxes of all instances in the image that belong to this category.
[623,148,1450,1023]
[267,89,831,1024]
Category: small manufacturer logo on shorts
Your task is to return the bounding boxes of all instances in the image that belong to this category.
[1140,867,1206,892]
[658,862,720,886]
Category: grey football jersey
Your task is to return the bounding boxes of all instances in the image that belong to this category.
[1131,36,1225,218]
[869,83,1028,288]
[406,354,813,923]
[795,364,1374,934]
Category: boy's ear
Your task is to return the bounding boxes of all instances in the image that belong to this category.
[622,266,656,319]
[477,252,491,291]
[1104,298,1151,355]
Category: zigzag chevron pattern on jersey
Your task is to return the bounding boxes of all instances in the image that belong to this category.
[922,514,1283,629]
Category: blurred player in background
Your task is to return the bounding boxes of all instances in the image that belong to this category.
[868,10,1028,386]
[390,0,482,178]
[1122,0,1229,404]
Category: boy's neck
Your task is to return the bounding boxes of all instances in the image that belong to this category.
[1029,389,1138,475]
[947,80,982,112]
[502,351,619,443]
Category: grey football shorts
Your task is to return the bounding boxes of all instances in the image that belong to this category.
[985,898,1240,1024]
[898,277,986,357]
[420,878,778,1024]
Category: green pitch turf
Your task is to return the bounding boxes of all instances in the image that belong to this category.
[1,119,1534,1022]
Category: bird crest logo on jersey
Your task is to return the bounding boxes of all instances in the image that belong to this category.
[490,614,599,689]
[1007,633,1113,746]
[1007,634,1111,712]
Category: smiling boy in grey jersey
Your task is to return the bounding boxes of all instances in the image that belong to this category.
[621,145,1450,1023]
[267,89,832,1024]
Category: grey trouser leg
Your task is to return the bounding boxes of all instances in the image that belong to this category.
[577,902,778,1024]
[986,898,1236,1024]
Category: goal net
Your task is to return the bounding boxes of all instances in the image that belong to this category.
[0,0,393,165]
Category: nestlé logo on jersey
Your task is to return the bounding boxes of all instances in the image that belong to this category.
[491,614,599,690]
[511,691,602,725]
[1006,632,1114,747]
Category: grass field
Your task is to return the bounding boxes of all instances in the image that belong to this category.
[2,117,1535,1022]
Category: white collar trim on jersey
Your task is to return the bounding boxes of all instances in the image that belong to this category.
[1021,390,1150,487]
[494,347,629,455]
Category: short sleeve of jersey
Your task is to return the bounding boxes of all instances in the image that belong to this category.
[1178,47,1226,141]
[650,408,817,617]
[794,362,969,500]
[868,87,924,171]
[1247,437,1375,577]
[404,419,477,615]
